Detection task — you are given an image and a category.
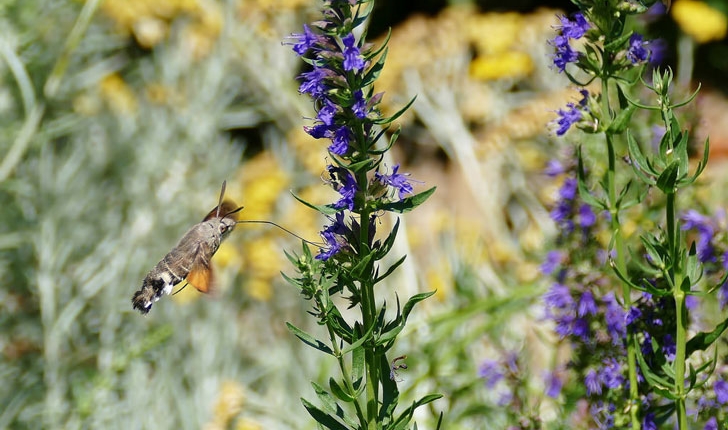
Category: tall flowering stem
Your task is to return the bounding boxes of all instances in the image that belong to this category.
[546,1,721,429]
[285,1,439,429]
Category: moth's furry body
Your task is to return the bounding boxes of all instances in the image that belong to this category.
[132,182,241,315]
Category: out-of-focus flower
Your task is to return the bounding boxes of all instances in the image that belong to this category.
[99,74,138,114]
[626,34,651,64]
[672,0,727,43]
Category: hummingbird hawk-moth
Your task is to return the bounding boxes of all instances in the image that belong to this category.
[132,181,243,315]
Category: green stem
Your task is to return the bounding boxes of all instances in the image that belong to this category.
[325,322,367,428]
[601,78,641,429]
[356,168,379,430]
[666,192,688,429]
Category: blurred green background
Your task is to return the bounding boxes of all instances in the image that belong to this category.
[1,0,727,429]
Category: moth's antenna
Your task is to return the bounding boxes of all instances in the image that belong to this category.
[216,181,227,218]
[237,220,324,247]
[172,282,189,296]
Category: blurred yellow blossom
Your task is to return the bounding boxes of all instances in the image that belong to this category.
[99,74,137,114]
[235,419,263,430]
[470,52,534,81]
[245,278,272,302]
[101,0,222,54]
[203,380,246,430]
[237,152,290,221]
[427,263,452,302]
[241,237,281,301]
[672,0,727,43]
[288,128,329,175]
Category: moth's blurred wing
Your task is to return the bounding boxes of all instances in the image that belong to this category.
[186,247,214,293]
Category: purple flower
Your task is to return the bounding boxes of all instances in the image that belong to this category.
[352,89,367,118]
[604,293,626,345]
[661,334,676,360]
[642,413,657,430]
[554,103,582,135]
[550,201,572,226]
[578,203,596,228]
[705,417,718,430]
[342,33,365,72]
[478,360,505,388]
[544,159,565,177]
[554,313,576,338]
[719,280,728,309]
[577,291,598,317]
[540,250,563,275]
[715,379,728,404]
[327,165,358,210]
[552,39,580,72]
[544,371,563,398]
[648,38,667,65]
[559,177,578,200]
[600,358,625,389]
[330,126,352,155]
[681,210,716,262]
[288,24,321,56]
[305,123,332,139]
[298,66,328,98]
[556,12,590,39]
[626,34,650,64]
[375,164,417,199]
[543,283,574,310]
[625,306,642,326]
[585,369,602,395]
[318,99,338,126]
[316,212,348,261]
[572,316,590,341]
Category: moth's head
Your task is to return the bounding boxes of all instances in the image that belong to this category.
[219,216,237,237]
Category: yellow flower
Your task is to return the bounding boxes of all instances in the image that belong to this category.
[672,0,727,43]
[469,52,534,81]
[203,380,245,430]
[237,152,290,221]
[245,277,272,302]
[426,264,452,302]
[99,74,137,114]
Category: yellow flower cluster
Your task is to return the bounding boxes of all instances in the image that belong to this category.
[101,0,222,57]
[203,380,246,430]
[672,0,727,43]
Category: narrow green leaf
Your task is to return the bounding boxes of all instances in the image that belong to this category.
[656,161,679,194]
[379,186,436,213]
[340,321,374,355]
[686,316,728,355]
[311,382,358,427]
[351,347,364,386]
[402,291,436,321]
[361,47,388,88]
[300,398,349,430]
[604,30,634,52]
[606,104,636,134]
[286,322,334,356]
[373,95,416,125]
[391,394,444,430]
[329,378,356,403]
[626,132,656,179]
[291,192,340,215]
[374,255,406,284]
